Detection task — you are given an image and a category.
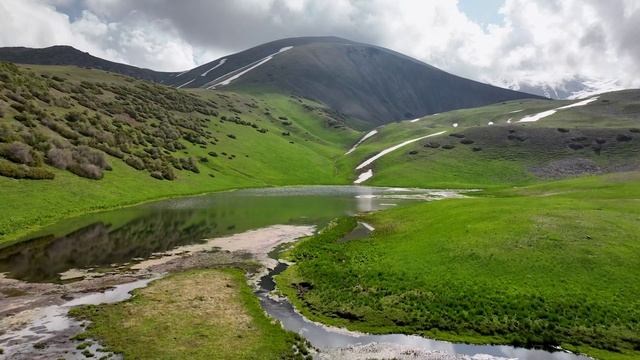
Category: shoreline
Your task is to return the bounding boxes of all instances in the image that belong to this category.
[0,183,483,249]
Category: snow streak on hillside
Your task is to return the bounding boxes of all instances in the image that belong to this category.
[206,47,293,89]
[518,97,599,123]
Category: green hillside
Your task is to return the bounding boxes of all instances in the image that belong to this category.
[0,63,358,245]
[341,91,640,188]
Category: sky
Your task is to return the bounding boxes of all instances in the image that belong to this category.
[0,0,639,96]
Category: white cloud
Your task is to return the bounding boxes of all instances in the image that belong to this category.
[0,0,200,71]
[0,0,638,95]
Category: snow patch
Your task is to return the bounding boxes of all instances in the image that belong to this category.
[453,123,458,128]
[353,169,373,184]
[356,131,446,170]
[488,121,494,126]
[206,46,294,89]
[361,222,375,231]
[518,97,598,123]
[176,78,196,89]
[174,69,190,77]
[509,109,523,113]
[201,58,227,76]
[556,96,600,109]
[345,130,378,155]
[409,113,438,123]
[519,109,557,122]
[506,118,512,124]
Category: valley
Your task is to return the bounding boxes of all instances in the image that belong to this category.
[0,35,639,360]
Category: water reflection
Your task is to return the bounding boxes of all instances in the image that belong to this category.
[0,186,434,282]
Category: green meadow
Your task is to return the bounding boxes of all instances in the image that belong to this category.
[278,172,640,360]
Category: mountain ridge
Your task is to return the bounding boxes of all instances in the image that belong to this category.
[0,37,543,126]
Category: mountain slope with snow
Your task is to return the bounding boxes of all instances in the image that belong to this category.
[180,37,543,126]
[0,37,544,127]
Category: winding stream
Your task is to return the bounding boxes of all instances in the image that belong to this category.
[0,186,591,359]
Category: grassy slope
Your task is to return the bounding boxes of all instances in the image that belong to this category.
[0,65,359,246]
[71,268,310,360]
[277,172,640,360]
[340,91,640,188]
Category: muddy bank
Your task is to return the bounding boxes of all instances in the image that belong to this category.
[0,225,314,359]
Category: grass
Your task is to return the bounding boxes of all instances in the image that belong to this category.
[0,64,358,246]
[277,172,640,360]
[339,90,640,188]
[70,268,311,360]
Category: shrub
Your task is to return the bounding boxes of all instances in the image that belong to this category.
[0,159,54,180]
[460,139,475,145]
[0,123,19,142]
[73,146,110,170]
[424,142,440,148]
[0,142,39,166]
[180,157,199,173]
[150,171,164,180]
[617,134,632,142]
[68,163,103,179]
[125,156,145,170]
[65,111,85,123]
[46,148,73,169]
[227,134,236,139]
[42,118,80,140]
[161,166,176,180]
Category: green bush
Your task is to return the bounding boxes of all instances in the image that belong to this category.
[161,166,176,180]
[65,111,85,123]
[0,159,54,179]
[0,141,41,166]
[46,147,73,169]
[124,156,145,170]
[68,162,103,180]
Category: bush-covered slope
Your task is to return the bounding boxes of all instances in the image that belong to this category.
[0,62,358,244]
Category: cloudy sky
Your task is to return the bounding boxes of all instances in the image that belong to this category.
[1,0,639,95]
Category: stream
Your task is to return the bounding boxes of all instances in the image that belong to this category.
[0,186,591,359]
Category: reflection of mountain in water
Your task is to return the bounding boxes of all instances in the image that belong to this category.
[0,211,218,282]
[0,187,417,283]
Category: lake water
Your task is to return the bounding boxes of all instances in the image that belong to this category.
[0,186,448,282]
